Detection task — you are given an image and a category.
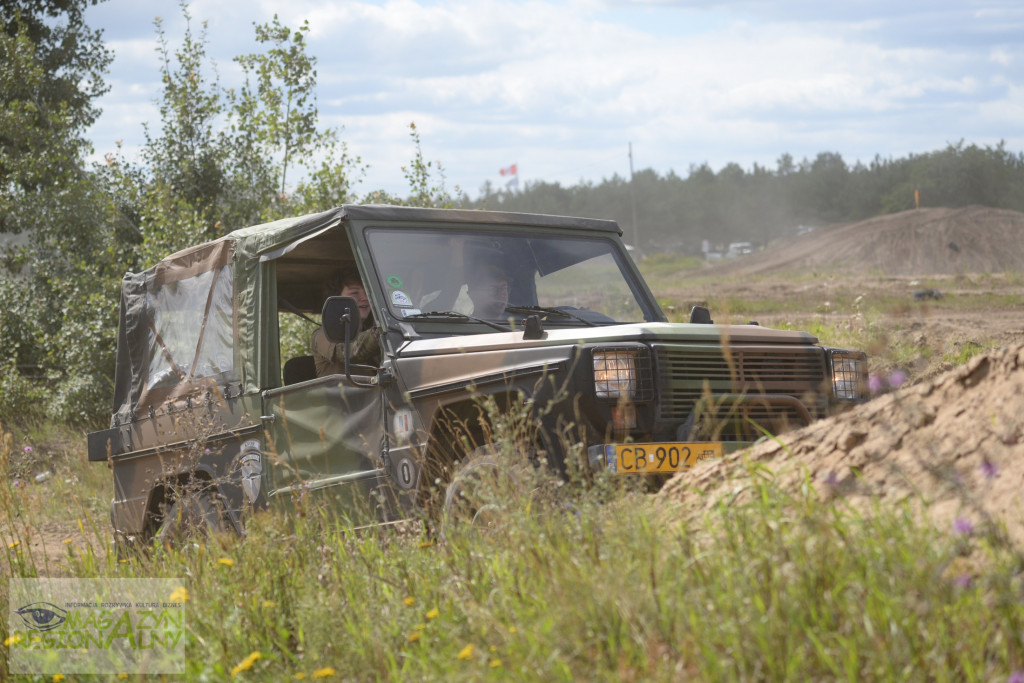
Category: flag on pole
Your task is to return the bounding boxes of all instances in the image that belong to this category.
[499,163,518,189]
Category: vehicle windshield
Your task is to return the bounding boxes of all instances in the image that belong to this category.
[365,227,655,327]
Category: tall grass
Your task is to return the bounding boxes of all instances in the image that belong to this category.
[4,417,1024,681]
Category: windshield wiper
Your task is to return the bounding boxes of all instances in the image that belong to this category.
[402,311,512,332]
[503,305,598,327]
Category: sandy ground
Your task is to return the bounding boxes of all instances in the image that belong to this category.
[659,206,1024,549]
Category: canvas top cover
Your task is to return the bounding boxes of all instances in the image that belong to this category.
[108,205,621,427]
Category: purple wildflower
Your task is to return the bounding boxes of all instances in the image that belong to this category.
[23,446,33,454]
[953,517,974,536]
[824,471,839,487]
[888,369,908,388]
[1008,672,1024,683]
[954,573,972,588]
[867,374,884,394]
[981,460,999,479]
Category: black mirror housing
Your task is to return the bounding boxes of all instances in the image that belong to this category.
[689,305,714,325]
[322,296,360,343]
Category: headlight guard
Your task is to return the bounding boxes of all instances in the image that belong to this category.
[592,346,653,401]
[829,349,868,401]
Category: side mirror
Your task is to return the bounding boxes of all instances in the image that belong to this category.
[322,296,360,344]
[689,305,714,325]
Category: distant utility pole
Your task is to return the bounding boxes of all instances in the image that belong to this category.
[628,142,639,247]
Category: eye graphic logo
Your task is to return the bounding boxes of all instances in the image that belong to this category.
[15,602,67,632]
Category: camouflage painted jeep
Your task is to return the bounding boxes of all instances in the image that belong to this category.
[88,204,867,545]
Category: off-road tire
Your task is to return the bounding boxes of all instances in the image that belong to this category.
[155,488,229,546]
[441,445,553,536]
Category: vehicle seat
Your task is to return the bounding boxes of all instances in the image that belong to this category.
[283,356,317,385]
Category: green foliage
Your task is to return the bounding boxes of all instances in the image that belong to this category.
[0,360,45,426]
[944,340,986,366]
[0,0,111,208]
[0,1,124,427]
[396,122,466,209]
[233,16,323,200]
[142,7,228,242]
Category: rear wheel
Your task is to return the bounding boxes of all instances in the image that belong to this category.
[155,488,229,546]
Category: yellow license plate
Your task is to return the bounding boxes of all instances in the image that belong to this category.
[608,442,723,474]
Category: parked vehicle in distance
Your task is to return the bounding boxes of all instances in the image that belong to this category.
[726,241,755,258]
[88,205,867,547]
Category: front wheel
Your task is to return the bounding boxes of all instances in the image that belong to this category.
[441,445,556,535]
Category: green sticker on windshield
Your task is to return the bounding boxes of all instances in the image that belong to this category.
[386,274,403,288]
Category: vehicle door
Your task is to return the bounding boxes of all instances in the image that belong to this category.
[262,374,387,518]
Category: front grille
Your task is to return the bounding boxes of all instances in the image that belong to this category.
[653,344,827,428]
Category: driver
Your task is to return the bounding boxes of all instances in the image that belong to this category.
[467,263,511,320]
[311,268,381,376]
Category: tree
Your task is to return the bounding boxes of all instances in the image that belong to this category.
[233,16,322,198]
[140,7,227,243]
[1,0,110,217]
[396,122,463,209]
[0,0,121,425]
[228,14,366,224]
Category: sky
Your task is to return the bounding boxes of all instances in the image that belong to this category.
[83,0,1024,200]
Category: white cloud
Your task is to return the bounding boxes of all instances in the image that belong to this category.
[84,0,1024,198]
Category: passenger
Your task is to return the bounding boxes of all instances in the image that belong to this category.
[311,268,381,376]
[467,263,511,319]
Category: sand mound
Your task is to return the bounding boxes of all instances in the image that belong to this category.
[658,341,1024,546]
[711,206,1024,277]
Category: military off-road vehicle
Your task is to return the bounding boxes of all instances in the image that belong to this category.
[88,204,867,546]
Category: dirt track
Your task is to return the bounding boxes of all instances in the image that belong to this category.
[709,205,1024,277]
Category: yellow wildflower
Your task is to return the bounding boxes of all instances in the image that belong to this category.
[311,667,336,679]
[508,626,517,634]
[169,586,189,603]
[407,632,421,643]
[118,674,129,680]
[4,634,22,646]
[8,540,20,549]
[53,675,65,682]
[63,538,73,544]
[490,659,503,668]
[403,596,415,606]
[217,557,235,567]
[425,608,439,619]
[457,644,473,660]
[262,600,276,608]
[231,650,261,677]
